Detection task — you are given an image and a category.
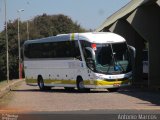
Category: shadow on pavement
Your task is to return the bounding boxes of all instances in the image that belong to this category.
[118,87,160,106]
[11,88,108,94]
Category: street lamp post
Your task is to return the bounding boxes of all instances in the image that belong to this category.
[27,20,29,40]
[17,9,24,79]
[4,0,9,83]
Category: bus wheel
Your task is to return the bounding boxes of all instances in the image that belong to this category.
[38,76,45,90]
[38,76,51,91]
[77,77,86,92]
[107,88,119,92]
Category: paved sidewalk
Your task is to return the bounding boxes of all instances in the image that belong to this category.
[0,79,24,98]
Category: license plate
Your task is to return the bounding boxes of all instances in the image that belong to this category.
[113,83,120,87]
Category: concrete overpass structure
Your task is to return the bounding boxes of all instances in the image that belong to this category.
[96,0,160,89]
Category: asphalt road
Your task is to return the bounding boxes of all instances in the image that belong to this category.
[0,81,160,113]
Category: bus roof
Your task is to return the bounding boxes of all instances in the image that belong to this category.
[78,32,125,43]
[24,32,125,45]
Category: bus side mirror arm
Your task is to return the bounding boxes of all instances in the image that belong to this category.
[128,45,136,58]
[86,58,96,72]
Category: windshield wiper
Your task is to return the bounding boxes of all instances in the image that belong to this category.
[115,58,125,72]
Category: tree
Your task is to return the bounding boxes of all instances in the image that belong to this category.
[0,14,87,80]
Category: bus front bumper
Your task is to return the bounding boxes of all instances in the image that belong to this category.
[84,79,131,89]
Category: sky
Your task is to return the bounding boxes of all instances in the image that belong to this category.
[0,0,130,32]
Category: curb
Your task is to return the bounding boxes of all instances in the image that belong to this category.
[0,79,24,98]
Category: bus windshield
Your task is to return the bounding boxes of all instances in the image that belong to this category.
[87,42,132,74]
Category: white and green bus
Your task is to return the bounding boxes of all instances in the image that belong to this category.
[23,32,135,92]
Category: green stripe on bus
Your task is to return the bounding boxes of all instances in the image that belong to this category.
[71,33,75,41]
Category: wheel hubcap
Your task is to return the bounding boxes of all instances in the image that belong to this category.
[79,81,84,89]
[39,80,43,88]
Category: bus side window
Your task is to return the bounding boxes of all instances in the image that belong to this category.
[74,41,81,60]
[24,44,29,58]
[84,48,96,71]
[84,49,92,59]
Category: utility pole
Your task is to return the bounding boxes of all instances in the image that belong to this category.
[27,20,29,40]
[17,9,24,79]
[4,0,9,83]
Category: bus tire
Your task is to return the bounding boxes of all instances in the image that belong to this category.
[107,88,119,92]
[77,77,85,92]
[38,76,51,91]
[77,77,90,92]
